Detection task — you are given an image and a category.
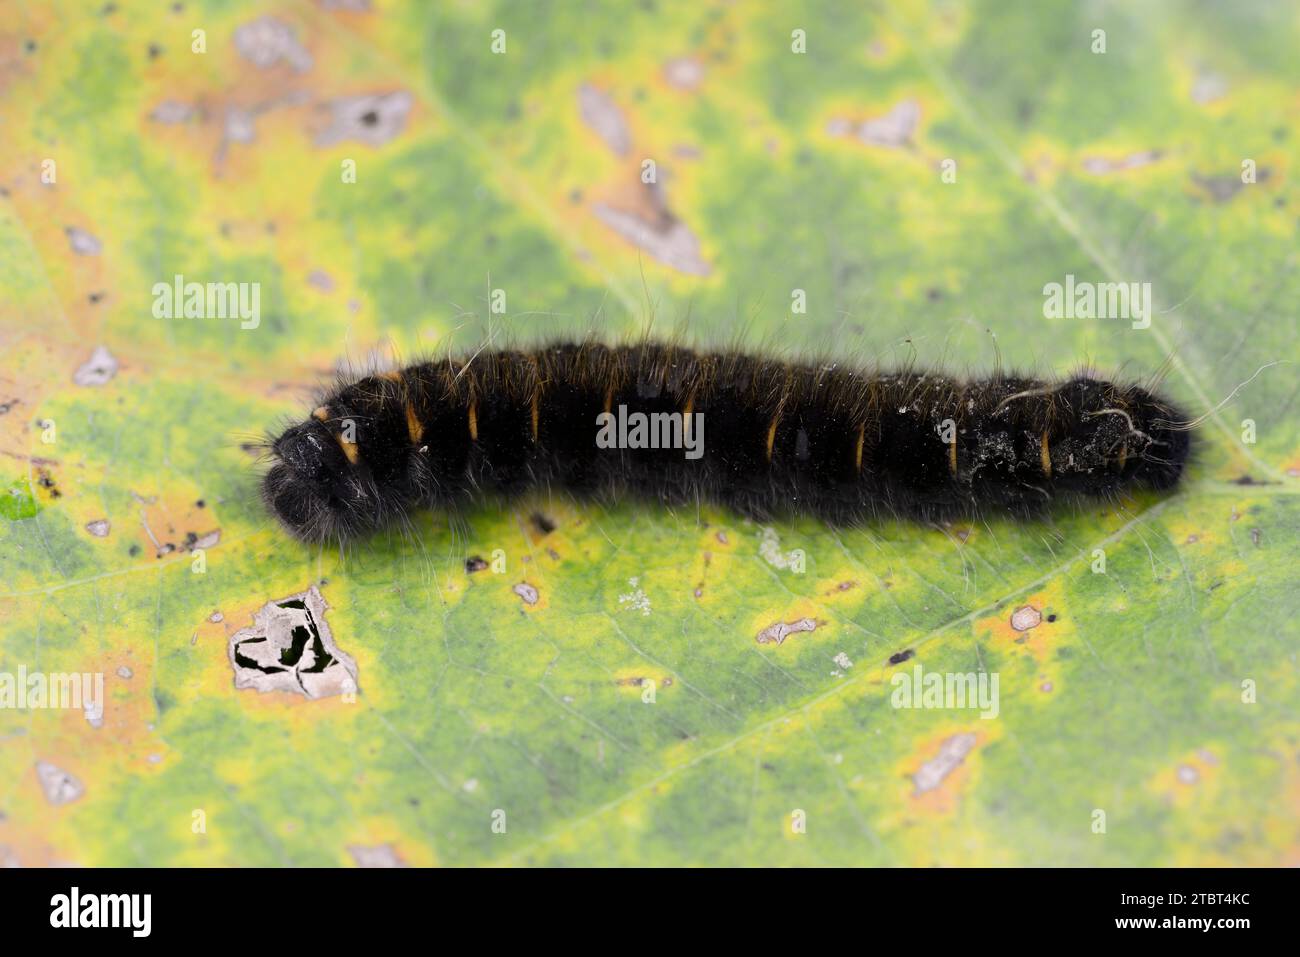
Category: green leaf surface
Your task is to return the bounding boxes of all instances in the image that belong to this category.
[1,0,1298,866]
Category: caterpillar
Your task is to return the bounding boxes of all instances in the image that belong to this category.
[261,341,1194,544]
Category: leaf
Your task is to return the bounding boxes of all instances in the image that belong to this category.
[1,0,1297,866]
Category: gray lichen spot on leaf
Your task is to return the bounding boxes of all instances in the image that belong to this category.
[755,616,817,646]
[1191,70,1228,105]
[513,582,539,605]
[224,107,258,144]
[589,160,711,276]
[347,843,407,867]
[73,345,118,386]
[857,98,920,147]
[662,57,705,91]
[35,760,85,806]
[314,91,413,147]
[912,732,978,795]
[827,99,920,148]
[1010,604,1042,632]
[228,585,359,699]
[1193,170,1267,203]
[233,16,313,73]
[150,100,194,124]
[592,203,710,276]
[1081,150,1163,174]
[577,83,631,155]
[65,226,101,256]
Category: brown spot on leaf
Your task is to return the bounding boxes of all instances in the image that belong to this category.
[35,467,60,499]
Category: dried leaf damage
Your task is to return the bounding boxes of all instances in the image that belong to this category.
[755,616,818,646]
[912,732,978,795]
[228,586,358,699]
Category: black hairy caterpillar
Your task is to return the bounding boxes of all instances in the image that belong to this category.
[261,341,1194,544]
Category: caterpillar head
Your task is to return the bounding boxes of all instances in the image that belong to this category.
[262,419,389,543]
